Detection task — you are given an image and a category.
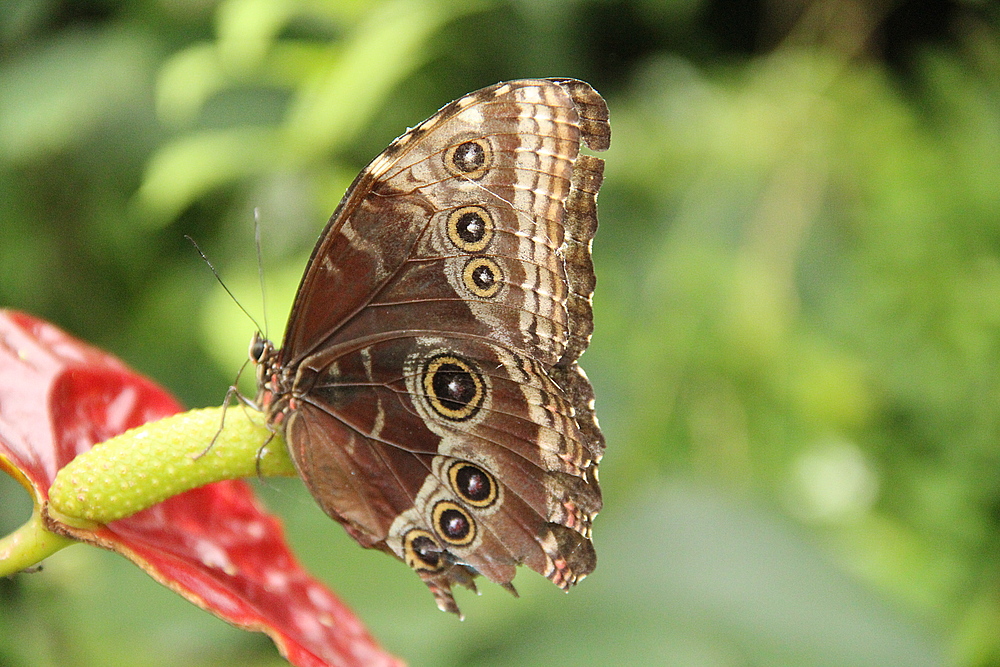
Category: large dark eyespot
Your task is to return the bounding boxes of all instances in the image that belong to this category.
[423,354,484,421]
[444,139,491,179]
[403,529,445,572]
[433,501,476,546]
[462,257,503,298]
[449,462,498,508]
[446,206,493,252]
[451,141,485,171]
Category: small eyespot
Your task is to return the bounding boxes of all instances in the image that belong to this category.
[446,206,494,252]
[423,354,485,421]
[462,257,504,298]
[403,529,445,572]
[433,501,476,546]
[445,139,491,179]
[449,462,498,508]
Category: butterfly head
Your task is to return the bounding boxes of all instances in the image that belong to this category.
[249,331,280,411]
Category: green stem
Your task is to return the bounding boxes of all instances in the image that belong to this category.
[0,507,76,577]
[48,405,296,525]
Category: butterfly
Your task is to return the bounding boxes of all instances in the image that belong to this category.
[251,78,609,615]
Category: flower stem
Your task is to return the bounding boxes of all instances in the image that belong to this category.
[0,507,76,576]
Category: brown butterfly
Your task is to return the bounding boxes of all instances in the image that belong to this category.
[251,78,609,616]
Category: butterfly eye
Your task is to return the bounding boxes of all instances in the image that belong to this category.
[404,529,446,572]
[249,334,267,363]
[449,462,498,508]
[422,354,485,421]
[446,206,494,252]
[432,501,477,546]
[444,139,491,179]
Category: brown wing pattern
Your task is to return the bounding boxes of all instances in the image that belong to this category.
[260,79,609,615]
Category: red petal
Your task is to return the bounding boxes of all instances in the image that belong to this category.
[0,310,402,667]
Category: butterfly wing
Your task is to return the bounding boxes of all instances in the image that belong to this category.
[273,79,609,614]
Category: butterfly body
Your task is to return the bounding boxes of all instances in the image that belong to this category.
[254,79,609,615]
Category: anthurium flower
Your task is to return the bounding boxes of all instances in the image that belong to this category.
[0,310,402,667]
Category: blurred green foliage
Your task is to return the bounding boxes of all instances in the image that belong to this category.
[2,0,1000,665]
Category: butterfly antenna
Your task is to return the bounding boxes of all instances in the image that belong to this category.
[253,208,270,337]
[185,234,264,333]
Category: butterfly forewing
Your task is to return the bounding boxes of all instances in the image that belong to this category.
[257,78,609,616]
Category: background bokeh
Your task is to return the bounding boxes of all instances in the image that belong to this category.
[2,0,999,665]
